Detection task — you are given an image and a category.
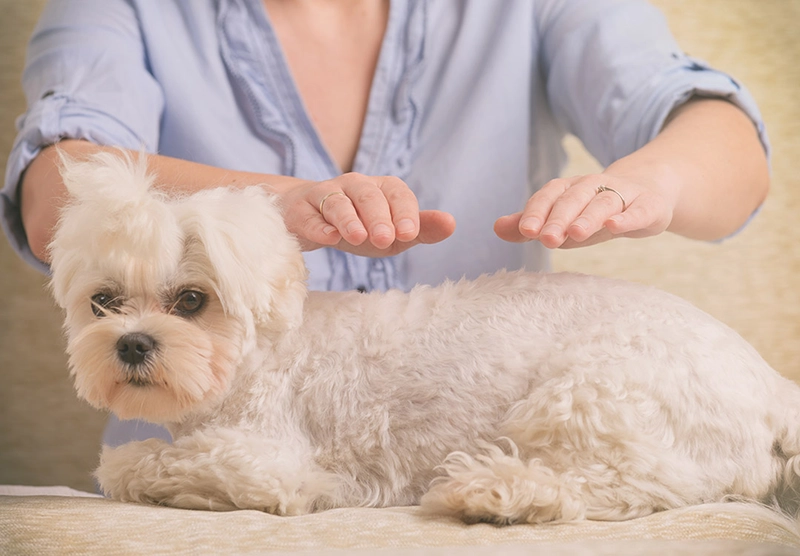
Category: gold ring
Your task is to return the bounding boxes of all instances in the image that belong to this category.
[319,191,347,214]
[596,185,627,212]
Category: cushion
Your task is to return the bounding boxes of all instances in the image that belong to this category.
[2,494,798,555]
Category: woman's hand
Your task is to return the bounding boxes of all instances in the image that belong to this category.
[273,172,456,257]
[494,99,769,249]
[493,171,678,249]
[21,142,455,264]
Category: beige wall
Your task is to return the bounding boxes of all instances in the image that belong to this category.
[0,0,107,492]
[1,1,798,491]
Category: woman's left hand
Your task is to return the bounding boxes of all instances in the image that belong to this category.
[493,172,678,249]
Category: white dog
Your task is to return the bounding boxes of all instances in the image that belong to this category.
[48,151,800,524]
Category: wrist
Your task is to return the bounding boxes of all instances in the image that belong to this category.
[603,155,682,212]
[252,175,308,197]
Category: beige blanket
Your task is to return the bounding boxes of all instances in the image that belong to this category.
[2,495,799,555]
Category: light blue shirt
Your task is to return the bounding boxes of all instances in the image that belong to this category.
[3,0,768,292]
[2,0,768,449]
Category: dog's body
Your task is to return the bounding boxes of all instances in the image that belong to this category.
[50,152,800,524]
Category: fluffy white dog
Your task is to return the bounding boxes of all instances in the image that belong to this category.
[48,151,800,524]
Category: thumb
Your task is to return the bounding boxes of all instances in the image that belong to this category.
[415,210,456,245]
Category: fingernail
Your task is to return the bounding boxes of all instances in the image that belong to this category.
[608,215,623,225]
[346,221,365,235]
[520,217,541,233]
[373,223,392,238]
[541,224,561,238]
[323,225,337,235]
[396,218,415,235]
[572,218,588,231]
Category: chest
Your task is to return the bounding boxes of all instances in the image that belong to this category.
[148,1,545,286]
[264,1,389,173]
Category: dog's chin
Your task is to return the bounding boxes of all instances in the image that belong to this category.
[66,317,243,424]
[104,379,221,423]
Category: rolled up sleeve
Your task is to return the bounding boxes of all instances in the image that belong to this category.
[535,0,769,167]
[2,0,164,272]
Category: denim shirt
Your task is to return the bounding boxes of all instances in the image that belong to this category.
[3,0,768,294]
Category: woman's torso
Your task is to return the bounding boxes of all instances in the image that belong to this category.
[133,0,558,292]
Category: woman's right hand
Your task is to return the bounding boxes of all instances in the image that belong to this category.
[273,172,456,257]
[21,141,455,264]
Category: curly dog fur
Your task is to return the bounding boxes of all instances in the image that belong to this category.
[48,151,800,524]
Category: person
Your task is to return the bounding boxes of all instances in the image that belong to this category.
[2,0,769,447]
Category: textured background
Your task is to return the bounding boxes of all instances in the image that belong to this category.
[1,1,798,492]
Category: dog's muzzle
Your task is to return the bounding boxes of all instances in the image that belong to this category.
[116,332,156,366]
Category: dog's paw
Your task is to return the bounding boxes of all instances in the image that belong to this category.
[420,445,587,524]
[95,430,340,515]
[95,439,178,506]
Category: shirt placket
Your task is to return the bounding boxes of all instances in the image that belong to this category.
[220,0,426,293]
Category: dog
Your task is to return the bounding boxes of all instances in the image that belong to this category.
[47,150,800,524]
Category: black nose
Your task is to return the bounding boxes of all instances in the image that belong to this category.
[116,333,155,366]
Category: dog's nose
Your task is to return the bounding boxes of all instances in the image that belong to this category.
[116,333,155,366]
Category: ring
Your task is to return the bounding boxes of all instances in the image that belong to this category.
[596,185,627,212]
[319,191,347,214]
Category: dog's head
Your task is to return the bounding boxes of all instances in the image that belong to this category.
[48,150,307,423]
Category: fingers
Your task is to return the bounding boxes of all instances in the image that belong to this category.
[495,174,672,249]
[316,174,420,249]
[416,210,456,245]
[495,178,590,246]
[534,177,625,248]
[316,184,370,246]
[564,183,628,243]
[517,177,573,239]
[379,176,422,242]
[281,173,452,256]
[333,210,456,258]
[493,212,527,243]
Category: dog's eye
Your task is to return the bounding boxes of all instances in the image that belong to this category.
[172,290,206,316]
[90,293,121,317]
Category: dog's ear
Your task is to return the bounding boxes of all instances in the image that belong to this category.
[49,149,182,308]
[176,186,308,333]
[56,147,155,203]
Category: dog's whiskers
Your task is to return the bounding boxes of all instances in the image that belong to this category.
[123,360,156,387]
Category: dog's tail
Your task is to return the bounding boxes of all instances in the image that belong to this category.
[775,377,800,519]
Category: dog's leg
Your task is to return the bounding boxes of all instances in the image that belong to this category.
[421,440,589,524]
[422,373,710,524]
[95,428,339,515]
